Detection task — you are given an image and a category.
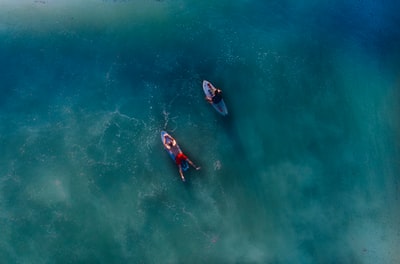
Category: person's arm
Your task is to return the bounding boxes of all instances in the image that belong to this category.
[168,135,177,146]
[163,138,171,149]
[178,165,185,181]
[186,158,201,170]
[164,135,176,148]
[167,135,173,141]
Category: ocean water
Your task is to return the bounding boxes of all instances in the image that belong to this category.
[1,0,399,263]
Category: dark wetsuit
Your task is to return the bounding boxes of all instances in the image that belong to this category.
[212,90,223,104]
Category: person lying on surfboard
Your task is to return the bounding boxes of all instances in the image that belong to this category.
[205,83,223,104]
[163,134,201,182]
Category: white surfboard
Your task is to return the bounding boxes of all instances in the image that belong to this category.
[202,80,228,116]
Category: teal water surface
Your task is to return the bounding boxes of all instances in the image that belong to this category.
[1,0,399,263]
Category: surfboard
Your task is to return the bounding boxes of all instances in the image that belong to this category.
[160,131,189,171]
[203,80,228,116]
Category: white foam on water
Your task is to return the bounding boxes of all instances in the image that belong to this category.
[346,213,400,263]
[24,168,71,205]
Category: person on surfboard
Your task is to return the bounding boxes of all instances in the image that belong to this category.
[205,82,223,104]
[163,134,200,182]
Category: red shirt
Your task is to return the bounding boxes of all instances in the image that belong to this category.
[175,152,187,165]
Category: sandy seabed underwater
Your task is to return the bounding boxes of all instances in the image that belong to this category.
[0,0,400,263]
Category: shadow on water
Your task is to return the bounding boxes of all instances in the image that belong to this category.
[220,109,249,165]
[217,108,262,192]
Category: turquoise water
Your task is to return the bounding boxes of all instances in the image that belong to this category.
[1,0,399,263]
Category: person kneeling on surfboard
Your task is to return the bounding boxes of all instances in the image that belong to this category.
[206,83,223,104]
[163,134,200,181]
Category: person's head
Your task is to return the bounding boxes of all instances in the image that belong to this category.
[165,137,173,145]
